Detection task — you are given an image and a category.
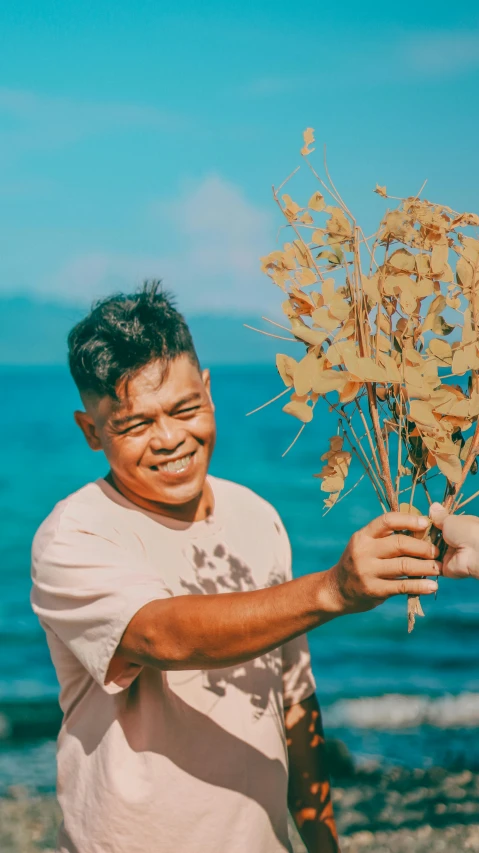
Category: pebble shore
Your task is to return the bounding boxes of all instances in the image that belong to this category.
[2,763,479,852]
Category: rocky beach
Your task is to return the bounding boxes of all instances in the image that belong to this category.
[2,746,479,853]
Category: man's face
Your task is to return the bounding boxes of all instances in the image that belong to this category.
[76,356,216,509]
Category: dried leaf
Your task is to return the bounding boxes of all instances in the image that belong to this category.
[293,240,313,268]
[301,127,315,157]
[282,194,302,221]
[432,315,455,336]
[436,453,462,483]
[276,353,297,387]
[339,380,362,403]
[378,353,401,381]
[362,273,380,303]
[427,339,453,364]
[297,269,317,286]
[311,307,339,332]
[312,229,325,245]
[389,249,416,273]
[326,208,352,242]
[308,191,325,212]
[291,317,329,346]
[460,436,475,462]
[343,351,387,383]
[311,370,349,395]
[294,351,321,396]
[283,399,313,422]
[409,400,438,428]
[375,184,387,198]
[430,242,449,276]
[399,503,421,516]
[315,437,352,498]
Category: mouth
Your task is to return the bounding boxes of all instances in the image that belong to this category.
[150,451,195,476]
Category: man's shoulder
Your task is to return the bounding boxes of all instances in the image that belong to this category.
[32,480,112,561]
[211,476,283,527]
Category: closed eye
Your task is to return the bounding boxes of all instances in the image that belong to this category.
[119,421,150,434]
[175,406,201,416]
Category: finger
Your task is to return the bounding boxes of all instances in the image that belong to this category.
[376,578,438,598]
[442,545,479,579]
[442,514,479,551]
[429,502,448,529]
[366,512,429,539]
[442,548,471,579]
[377,533,439,560]
[379,558,441,578]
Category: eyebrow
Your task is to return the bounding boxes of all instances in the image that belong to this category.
[111,394,202,428]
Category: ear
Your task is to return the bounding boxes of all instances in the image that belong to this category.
[74,410,103,451]
[202,368,215,412]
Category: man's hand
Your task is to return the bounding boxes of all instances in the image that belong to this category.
[430,503,479,579]
[325,511,440,615]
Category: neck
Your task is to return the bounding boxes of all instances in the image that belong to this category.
[105,471,214,523]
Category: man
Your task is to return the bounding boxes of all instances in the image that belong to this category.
[31,283,439,853]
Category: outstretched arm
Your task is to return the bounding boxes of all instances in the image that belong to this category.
[286,693,339,853]
[109,512,439,677]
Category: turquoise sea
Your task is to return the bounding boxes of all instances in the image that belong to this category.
[1,364,479,792]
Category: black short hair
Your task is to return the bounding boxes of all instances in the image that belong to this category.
[68,281,200,398]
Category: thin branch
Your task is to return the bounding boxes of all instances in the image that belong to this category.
[340,429,388,512]
[366,383,398,511]
[354,400,383,480]
[282,423,307,457]
[325,396,388,505]
[455,489,479,511]
[246,386,290,416]
[323,144,356,223]
[272,191,326,284]
[261,316,293,333]
[323,473,366,516]
[303,156,344,209]
[274,166,301,196]
[244,324,298,342]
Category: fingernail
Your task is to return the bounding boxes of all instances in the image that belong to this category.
[434,562,442,574]
[426,581,438,591]
[418,517,429,529]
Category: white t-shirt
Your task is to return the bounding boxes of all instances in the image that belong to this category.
[31,476,316,853]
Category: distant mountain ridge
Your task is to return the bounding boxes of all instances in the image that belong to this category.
[0,295,296,366]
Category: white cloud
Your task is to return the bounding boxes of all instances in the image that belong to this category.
[46,175,276,315]
[238,75,306,98]
[0,87,185,151]
[402,30,479,76]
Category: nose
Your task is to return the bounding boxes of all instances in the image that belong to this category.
[148,418,188,456]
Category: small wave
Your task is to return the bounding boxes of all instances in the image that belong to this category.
[323,692,479,730]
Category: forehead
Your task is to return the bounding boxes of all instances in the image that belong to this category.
[95,357,204,421]
[119,357,203,408]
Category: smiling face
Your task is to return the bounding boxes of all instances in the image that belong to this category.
[74,355,216,520]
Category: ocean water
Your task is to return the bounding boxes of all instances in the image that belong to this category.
[1,364,479,793]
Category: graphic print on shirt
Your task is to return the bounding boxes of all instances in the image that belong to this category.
[180,540,288,717]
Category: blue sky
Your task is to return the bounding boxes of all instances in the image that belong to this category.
[0,0,478,314]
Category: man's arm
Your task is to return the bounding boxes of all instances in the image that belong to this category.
[111,512,439,675]
[286,694,339,853]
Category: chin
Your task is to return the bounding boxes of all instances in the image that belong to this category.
[144,473,206,507]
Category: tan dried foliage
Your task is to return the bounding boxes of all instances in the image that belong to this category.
[256,129,479,630]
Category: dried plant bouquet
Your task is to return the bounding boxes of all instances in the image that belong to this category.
[255,128,479,631]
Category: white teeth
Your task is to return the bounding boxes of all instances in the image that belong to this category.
[161,453,192,473]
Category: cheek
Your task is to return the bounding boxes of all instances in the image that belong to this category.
[108,436,148,466]
[198,416,216,447]
[188,413,216,443]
